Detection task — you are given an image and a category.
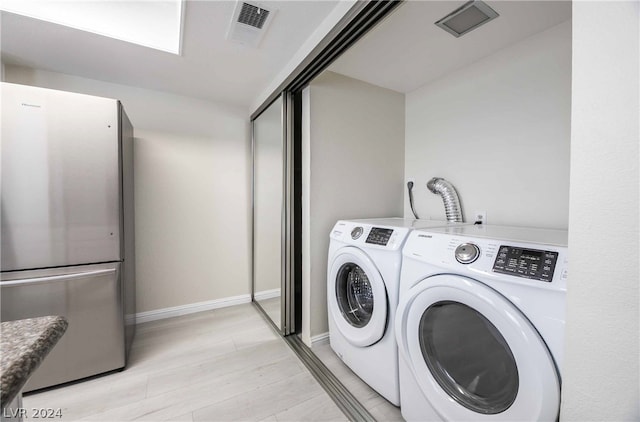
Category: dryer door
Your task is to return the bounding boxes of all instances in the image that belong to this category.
[328,247,388,347]
[396,274,560,420]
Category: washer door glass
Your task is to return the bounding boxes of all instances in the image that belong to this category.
[419,301,518,414]
[328,247,388,347]
[336,263,374,328]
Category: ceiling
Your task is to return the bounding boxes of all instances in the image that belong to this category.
[1,1,573,109]
[0,1,340,109]
[329,1,571,93]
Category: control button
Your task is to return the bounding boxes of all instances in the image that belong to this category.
[351,227,363,240]
[455,243,480,264]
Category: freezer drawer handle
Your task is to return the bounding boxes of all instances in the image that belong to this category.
[1,269,116,287]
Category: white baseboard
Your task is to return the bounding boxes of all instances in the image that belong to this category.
[135,294,251,324]
[311,332,330,346]
[253,288,281,301]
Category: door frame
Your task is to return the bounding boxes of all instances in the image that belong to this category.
[249,1,403,420]
[250,1,403,337]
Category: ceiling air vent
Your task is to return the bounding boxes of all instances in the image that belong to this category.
[226,1,276,47]
[435,0,499,38]
[238,3,269,29]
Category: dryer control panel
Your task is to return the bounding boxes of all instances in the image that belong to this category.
[492,246,558,282]
[403,225,569,290]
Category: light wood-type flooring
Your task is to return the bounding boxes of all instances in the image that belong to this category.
[23,304,347,422]
[311,341,403,422]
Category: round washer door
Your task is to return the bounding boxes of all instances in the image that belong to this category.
[395,274,560,421]
[328,247,388,347]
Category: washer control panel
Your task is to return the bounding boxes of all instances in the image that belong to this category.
[331,220,412,251]
[365,227,394,246]
[492,246,559,282]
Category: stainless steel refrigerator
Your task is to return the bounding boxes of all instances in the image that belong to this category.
[0,82,136,392]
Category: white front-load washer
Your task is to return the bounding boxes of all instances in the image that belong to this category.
[395,224,568,421]
[327,218,466,406]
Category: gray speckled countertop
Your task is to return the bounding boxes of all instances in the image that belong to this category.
[1,316,68,408]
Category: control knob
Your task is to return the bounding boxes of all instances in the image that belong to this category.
[455,243,480,264]
[351,227,364,240]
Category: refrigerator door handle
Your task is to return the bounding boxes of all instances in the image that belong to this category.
[1,268,116,287]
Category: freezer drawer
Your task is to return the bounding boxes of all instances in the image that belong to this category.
[0,263,125,391]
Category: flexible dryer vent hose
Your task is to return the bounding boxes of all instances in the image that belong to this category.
[427,177,464,223]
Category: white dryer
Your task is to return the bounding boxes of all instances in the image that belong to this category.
[327,218,465,406]
[396,225,568,421]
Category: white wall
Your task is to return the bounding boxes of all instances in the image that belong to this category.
[302,71,405,342]
[562,2,639,420]
[3,65,252,314]
[404,21,571,229]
